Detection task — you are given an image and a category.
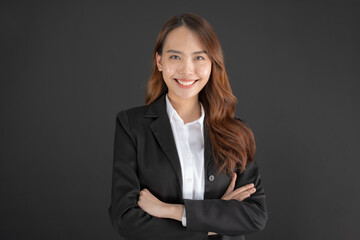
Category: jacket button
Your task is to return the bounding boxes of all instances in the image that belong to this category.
[208,175,215,181]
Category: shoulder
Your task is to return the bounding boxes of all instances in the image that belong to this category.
[115,104,151,131]
[116,93,166,121]
[114,105,152,145]
[116,104,149,120]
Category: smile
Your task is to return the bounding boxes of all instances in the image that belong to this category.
[174,78,198,87]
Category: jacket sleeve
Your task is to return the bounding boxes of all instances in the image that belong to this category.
[184,160,268,236]
[108,111,206,240]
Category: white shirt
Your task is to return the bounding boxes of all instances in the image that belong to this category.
[165,94,205,227]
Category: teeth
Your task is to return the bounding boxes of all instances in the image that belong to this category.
[176,79,196,86]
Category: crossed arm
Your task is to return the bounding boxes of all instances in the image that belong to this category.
[138,173,256,235]
[109,111,267,239]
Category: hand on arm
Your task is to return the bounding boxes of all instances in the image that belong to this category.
[138,172,257,236]
[138,188,184,222]
[221,173,256,201]
[207,173,256,235]
[109,111,207,239]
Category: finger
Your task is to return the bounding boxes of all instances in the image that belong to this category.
[234,186,256,197]
[234,188,256,201]
[221,173,237,200]
[224,173,237,196]
[225,184,254,200]
[228,186,256,201]
[237,193,251,201]
[140,188,148,195]
[232,183,255,195]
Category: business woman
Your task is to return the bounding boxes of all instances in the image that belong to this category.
[109,13,267,240]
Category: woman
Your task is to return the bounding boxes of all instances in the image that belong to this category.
[109,13,267,240]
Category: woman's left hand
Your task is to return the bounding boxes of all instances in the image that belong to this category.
[221,173,256,201]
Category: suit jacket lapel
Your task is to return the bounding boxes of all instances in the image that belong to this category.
[145,94,183,190]
[204,121,216,197]
[204,121,213,173]
[145,93,215,197]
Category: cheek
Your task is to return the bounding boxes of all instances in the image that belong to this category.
[196,64,212,79]
[162,64,176,78]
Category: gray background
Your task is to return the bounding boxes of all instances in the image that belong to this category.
[1,0,359,239]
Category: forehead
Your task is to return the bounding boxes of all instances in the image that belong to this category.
[162,26,206,52]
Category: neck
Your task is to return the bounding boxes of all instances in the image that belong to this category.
[167,94,201,124]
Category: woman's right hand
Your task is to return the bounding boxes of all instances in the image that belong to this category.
[221,173,256,201]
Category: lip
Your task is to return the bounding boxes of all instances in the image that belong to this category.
[173,78,199,88]
[176,78,197,82]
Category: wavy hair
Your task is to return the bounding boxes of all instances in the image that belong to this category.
[145,13,255,174]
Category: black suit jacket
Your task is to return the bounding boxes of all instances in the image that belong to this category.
[109,93,267,240]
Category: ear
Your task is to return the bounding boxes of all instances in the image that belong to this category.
[156,52,162,72]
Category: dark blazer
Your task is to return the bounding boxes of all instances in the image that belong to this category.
[109,93,267,240]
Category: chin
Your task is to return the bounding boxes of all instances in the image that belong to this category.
[174,92,200,100]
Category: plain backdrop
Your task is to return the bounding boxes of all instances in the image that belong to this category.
[1,0,359,239]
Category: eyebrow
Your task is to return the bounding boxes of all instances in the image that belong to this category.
[166,49,208,55]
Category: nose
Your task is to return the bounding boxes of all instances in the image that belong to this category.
[179,58,194,75]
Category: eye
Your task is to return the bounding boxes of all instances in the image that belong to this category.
[195,56,205,60]
[169,55,180,60]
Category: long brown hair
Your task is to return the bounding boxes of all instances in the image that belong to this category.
[146,13,255,174]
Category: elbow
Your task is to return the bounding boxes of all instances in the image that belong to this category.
[245,197,268,233]
[112,216,133,238]
[251,208,268,232]
[112,215,142,238]
[109,207,138,238]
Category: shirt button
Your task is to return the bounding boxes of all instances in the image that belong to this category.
[184,153,190,158]
[186,178,192,182]
[208,175,215,181]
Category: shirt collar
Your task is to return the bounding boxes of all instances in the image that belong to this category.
[165,94,205,128]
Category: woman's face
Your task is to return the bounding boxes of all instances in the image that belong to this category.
[156,26,212,102]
